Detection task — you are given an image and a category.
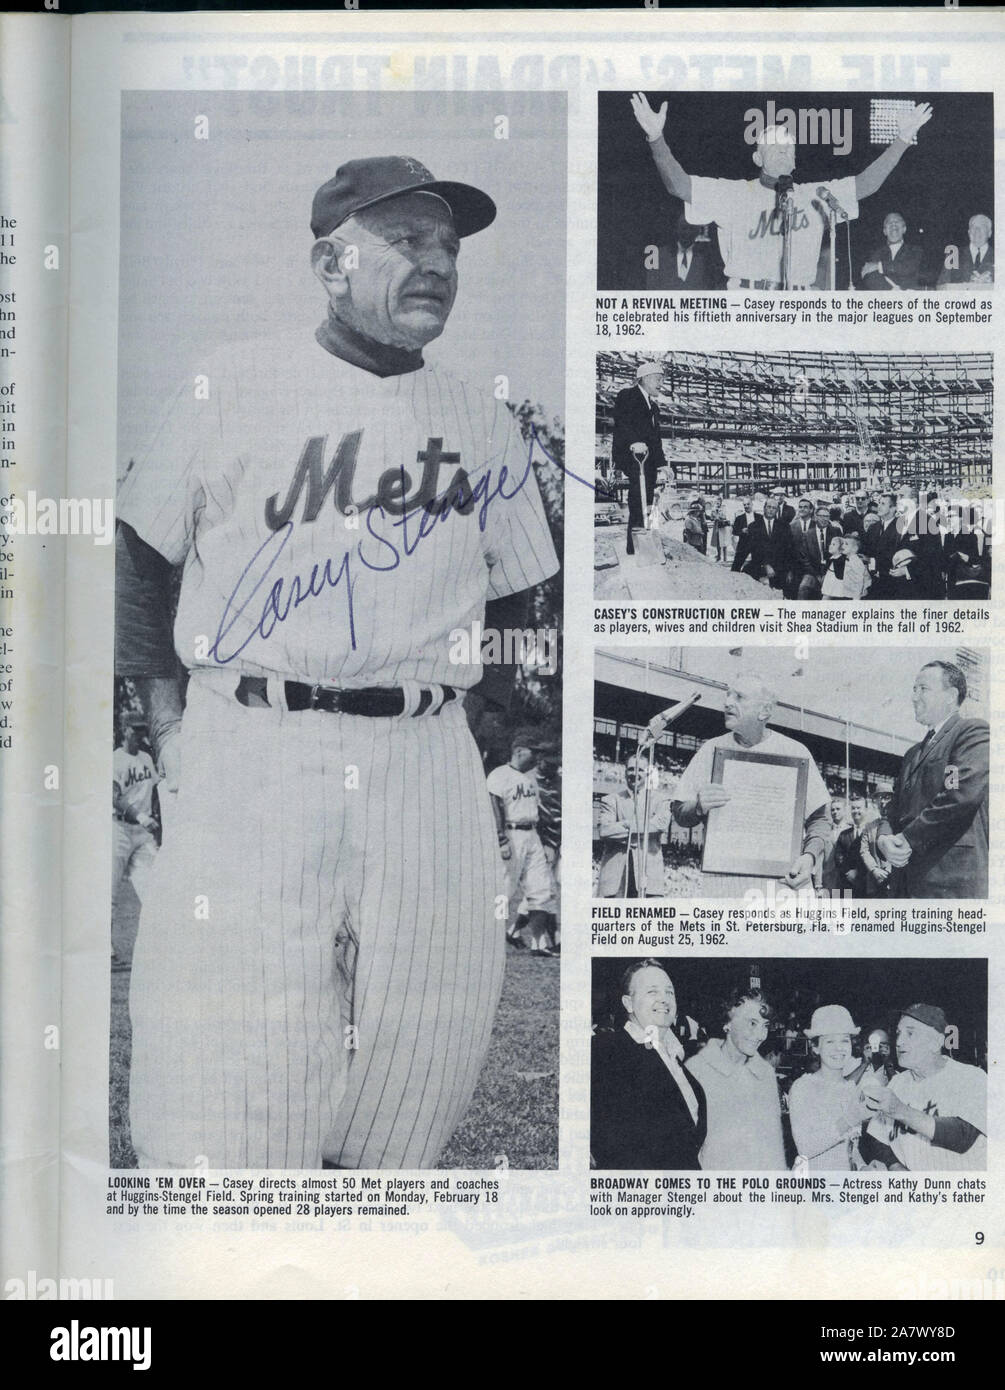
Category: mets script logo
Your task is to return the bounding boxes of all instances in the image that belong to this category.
[749,206,811,240]
[121,763,152,790]
[264,432,474,529]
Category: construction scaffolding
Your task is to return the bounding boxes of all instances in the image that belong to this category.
[596,350,992,495]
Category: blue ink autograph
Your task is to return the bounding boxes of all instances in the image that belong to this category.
[209,426,590,664]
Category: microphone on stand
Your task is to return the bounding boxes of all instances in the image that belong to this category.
[816,185,849,221]
[643,690,702,743]
[774,174,794,210]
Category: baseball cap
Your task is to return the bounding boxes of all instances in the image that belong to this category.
[804,1005,859,1038]
[636,360,662,381]
[900,1002,948,1035]
[310,156,497,240]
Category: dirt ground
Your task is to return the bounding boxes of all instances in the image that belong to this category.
[595,527,768,601]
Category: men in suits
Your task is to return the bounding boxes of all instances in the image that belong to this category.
[861,211,923,290]
[946,506,991,599]
[734,497,793,590]
[730,500,767,579]
[645,213,720,290]
[911,498,949,600]
[787,497,814,598]
[863,491,904,599]
[938,214,994,286]
[591,960,707,1170]
[832,791,871,898]
[596,754,672,897]
[793,502,841,599]
[612,358,669,556]
[769,487,796,525]
[841,492,870,539]
[878,662,989,898]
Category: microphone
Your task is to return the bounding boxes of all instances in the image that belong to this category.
[816,185,849,221]
[644,690,702,741]
[774,174,794,209]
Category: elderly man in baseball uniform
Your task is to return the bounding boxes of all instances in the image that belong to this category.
[115,156,559,1169]
[671,671,831,899]
[629,93,932,290]
[864,1004,987,1171]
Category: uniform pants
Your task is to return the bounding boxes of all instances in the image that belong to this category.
[129,674,506,1170]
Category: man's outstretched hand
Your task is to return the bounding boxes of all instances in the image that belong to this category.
[631,92,668,142]
[897,102,933,143]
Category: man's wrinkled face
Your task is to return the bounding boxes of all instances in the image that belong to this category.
[756,132,797,179]
[321,192,460,350]
[639,371,662,395]
[896,1016,943,1074]
[884,213,907,245]
[723,679,770,738]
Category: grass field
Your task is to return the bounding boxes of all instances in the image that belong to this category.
[109,892,558,1170]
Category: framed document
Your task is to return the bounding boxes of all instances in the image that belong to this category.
[701,749,808,878]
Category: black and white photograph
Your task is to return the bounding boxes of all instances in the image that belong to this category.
[110,91,567,1171]
[590,956,987,1172]
[593,646,990,901]
[594,349,992,601]
[597,91,994,292]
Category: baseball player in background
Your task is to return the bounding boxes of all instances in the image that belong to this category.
[487,732,559,958]
[111,713,161,961]
[115,155,559,1169]
[629,93,933,290]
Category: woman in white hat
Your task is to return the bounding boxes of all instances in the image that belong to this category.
[788,1005,871,1170]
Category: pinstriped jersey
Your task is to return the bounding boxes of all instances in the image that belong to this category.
[118,330,559,688]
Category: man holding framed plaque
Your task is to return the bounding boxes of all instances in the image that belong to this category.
[671,672,831,899]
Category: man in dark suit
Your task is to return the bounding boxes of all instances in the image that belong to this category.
[863,492,904,598]
[938,214,994,286]
[769,487,796,525]
[911,501,949,600]
[878,661,989,899]
[861,211,923,290]
[645,213,719,290]
[591,960,706,1169]
[793,502,841,599]
[946,508,991,599]
[731,505,768,580]
[841,492,870,539]
[612,358,669,556]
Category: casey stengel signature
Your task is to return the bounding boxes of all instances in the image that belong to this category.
[209,426,588,665]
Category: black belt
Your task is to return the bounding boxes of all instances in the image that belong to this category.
[505,821,537,830]
[236,675,457,718]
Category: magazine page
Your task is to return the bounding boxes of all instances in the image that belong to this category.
[2,3,1004,1339]
[0,11,71,1297]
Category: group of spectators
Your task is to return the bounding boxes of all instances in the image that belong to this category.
[664,483,991,599]
[591,961,987,1172]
